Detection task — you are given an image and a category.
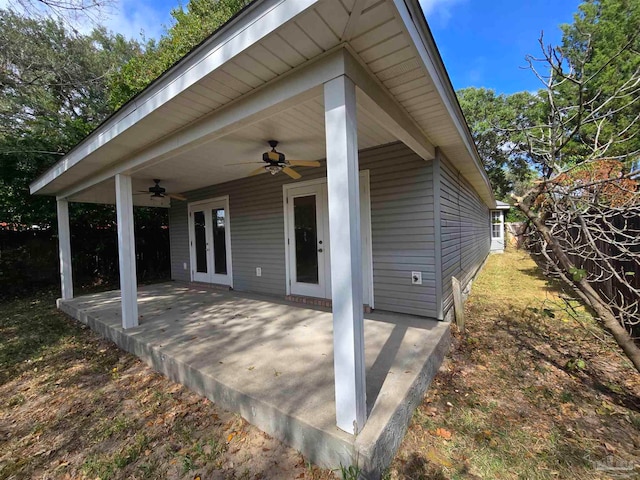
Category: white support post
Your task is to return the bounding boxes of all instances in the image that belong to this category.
[56,198,73,300]
[115,174,139,329]
[324,75,367,434]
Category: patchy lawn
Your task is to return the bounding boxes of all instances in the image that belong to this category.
[389,249,640,479]
[2,249,639,479]
[0,289,336,480]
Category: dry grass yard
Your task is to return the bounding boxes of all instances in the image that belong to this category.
[388,249,640,479]
[1,248,639,479]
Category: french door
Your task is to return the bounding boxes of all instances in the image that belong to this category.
[188,197,233,286]
[285,173,373,306]
[286,183,328,298]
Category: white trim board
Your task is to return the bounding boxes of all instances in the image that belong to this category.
[391,0,495,206]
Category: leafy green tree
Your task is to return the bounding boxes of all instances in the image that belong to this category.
[108,0,251,109]
[559,0,640,163]
[0,9,140,226]
[457,87,539,199]
[459,0,639,198]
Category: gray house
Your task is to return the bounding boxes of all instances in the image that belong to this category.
[30,0,495,473]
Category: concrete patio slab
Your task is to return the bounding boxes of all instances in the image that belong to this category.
[58,283,450,478]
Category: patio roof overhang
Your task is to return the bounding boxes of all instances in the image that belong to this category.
[29,0,496,208]
[43,0,491,440]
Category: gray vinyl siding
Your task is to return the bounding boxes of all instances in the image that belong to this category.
[169,141,438,317]
[169,204,189,279]
[170,176,292,296]
[438,154,491,315]
[368,144,436,317]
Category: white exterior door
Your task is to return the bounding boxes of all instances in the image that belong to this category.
[286,183,328,298]
[189,197,233,286]
[285,173,373,306]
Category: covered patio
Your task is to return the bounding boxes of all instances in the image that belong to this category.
[58,283,450,475]
[29,0,497,474]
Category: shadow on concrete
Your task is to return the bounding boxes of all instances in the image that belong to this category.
[56,282,449,476]
[367,324,407,414]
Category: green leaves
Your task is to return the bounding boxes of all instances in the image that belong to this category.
[559,0,640,161]
[458,0,640,200]
[457,87,540,200]
[566,357,587,371]
[568,266,587,282]
[108,0,252,110]
[0,10,140,226]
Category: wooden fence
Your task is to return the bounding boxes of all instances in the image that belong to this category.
[0,221,170,299]
[529,214,639,338]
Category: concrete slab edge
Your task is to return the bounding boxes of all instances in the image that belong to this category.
[56,299,356,471]
[356,323,451,479]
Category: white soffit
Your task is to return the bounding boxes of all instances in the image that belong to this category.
[30,0,494,207]
[30,0,322,196]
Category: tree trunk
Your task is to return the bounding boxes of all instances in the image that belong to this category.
[517,198,640,373]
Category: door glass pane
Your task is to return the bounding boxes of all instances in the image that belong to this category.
[294,195,319,284]
[194,211,207,273]
[212,208,227,275]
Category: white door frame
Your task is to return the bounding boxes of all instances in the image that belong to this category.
[285,182,328,298]
[188,196,233,287]
[282,171,374,308]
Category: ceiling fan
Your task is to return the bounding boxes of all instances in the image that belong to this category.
[135,179,186,202]
[233,140,321,179]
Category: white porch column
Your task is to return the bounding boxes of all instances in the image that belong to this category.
[324,75,367,434]
[115,174,139,329]
[56,198,73,300]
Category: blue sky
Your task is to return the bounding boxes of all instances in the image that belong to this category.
[139,0,583,94]
[421,0,582,94]
[1,0,582,94]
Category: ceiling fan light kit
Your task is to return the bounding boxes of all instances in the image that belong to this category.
[266,164,283,175]
[243,140,321,180]
[140,141,322,203]
[135,179,187,202]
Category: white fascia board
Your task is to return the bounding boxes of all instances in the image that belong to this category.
[343,47,435,161]
[393,0,495,206]
[30,0,320,195]
[57,48,348,200]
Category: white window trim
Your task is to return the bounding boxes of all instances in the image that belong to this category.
[491,210,504,240]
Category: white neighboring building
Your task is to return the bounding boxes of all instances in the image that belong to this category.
[490,201,511,253]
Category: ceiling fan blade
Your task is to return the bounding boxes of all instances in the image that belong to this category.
[267,151,280,162]
[288,160,321,167]
[249,166,267,176]
[167,193,187,201]
[282,167,302,179]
